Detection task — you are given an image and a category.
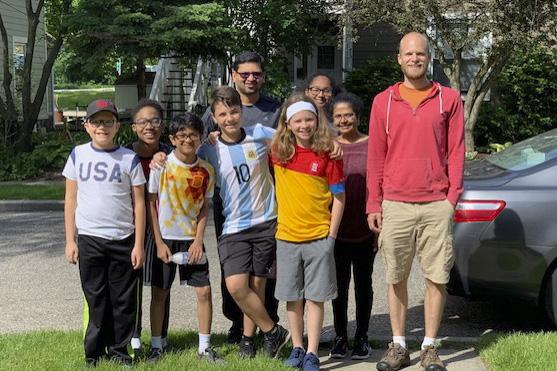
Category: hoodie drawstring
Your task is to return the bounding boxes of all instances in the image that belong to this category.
[386,90,392,135]
[439,85,443,114]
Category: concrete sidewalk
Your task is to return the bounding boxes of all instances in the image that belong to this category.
[317,347,487,370]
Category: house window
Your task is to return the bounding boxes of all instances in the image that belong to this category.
[317,46,334,69]
[13,40,26,91]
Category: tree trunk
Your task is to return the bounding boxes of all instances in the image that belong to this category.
[136,56,146,101]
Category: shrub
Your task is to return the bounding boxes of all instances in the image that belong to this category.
[344,56,402,132]
[0,132,88,181]
[475,46,557,149]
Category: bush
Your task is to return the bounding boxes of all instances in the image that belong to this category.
[475,46,557,149]
[344,56,402,132]
[0,132,88,181]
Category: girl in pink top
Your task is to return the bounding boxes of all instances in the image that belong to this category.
[329,93,377,360]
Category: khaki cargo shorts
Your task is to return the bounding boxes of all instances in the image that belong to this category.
[379,199,455,284]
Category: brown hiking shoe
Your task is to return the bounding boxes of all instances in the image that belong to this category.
[420,345,446,371]
[376,342,411,371]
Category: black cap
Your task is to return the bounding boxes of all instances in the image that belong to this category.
[86,99,119,120]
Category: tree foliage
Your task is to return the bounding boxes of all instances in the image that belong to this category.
[69,0,235,99]
[223,0,332,98]
[344,56,402,130]
[475,46,557,149]
[347,0,557,151]
[0,0,75,151]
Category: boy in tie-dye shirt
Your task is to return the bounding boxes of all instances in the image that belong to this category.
[147,113,220,362]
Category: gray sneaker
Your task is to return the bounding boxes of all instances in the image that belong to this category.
[376,342,411,371]
[262,324,291,358]
[198,347,224,364]
[420,345,446,371]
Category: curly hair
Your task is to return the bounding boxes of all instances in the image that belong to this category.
[271,93,332,163]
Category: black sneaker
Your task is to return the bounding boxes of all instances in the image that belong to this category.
[85,358,98,368]
[351,337,371,360]
[329,336,348,359]
[147,347,164,363]
[198,347,225,363]
[238,336,256,359]
[226,324,243,344]
[262,324,291,358]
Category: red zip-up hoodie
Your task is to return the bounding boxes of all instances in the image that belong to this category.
[366,82,464,213]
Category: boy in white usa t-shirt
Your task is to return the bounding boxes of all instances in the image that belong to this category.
[63,100,146,367]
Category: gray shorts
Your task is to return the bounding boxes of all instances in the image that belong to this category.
[275,236,337,302]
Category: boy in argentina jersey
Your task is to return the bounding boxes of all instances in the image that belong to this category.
[199,123,276,235]
[197,87,289,358]
[63,100,146,367]
[147,114,220,362]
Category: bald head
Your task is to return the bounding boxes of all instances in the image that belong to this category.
[399,32,430,56]
[397,32,430,85]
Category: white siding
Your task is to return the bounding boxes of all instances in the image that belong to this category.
[0,0,53,121]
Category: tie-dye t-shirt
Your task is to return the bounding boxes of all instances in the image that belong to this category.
[148,152,215,240]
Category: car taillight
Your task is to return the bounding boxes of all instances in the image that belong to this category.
[454,200,506,223]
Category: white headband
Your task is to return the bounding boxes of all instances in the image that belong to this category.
[286,101,317,121]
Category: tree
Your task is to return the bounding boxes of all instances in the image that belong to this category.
[223,0,332,97]
[475,46,557,148]
[347,0,557,151]
[0,0,75,151]
[70,1,235,100]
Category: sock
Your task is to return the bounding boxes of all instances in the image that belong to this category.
[422,337,436,349]
[198,333,211,354]
[242,335,254,342]
[151,336,162,350]
[393,336,406,349]
[161,337,167,349]
[131,337,141,350]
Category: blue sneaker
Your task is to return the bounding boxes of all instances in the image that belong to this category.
[284,347,306,368]
[302,352,320,371]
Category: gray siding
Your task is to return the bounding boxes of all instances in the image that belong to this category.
[352,23,400,67]
[0,0,53,121]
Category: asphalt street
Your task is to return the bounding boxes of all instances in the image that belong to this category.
[0,211,553,339]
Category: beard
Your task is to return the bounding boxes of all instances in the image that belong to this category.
[401,64,427,80]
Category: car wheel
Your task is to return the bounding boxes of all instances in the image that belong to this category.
[545,267,557,326]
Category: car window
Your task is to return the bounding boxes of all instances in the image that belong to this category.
[486,128,557,171]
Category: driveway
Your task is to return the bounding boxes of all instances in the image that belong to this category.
[0,211,552,339]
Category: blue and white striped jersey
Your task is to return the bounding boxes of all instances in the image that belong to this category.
[198,124,277,236]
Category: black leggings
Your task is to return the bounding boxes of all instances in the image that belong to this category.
[332,237,376,340]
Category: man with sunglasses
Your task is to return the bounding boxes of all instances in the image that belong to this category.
[201,51,281,345]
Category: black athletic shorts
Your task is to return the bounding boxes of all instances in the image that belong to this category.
[217,219,277,279]
[150,239,210,289]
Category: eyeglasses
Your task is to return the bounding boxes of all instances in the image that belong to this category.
[308,87,333,96]
[87,119,116,128]
[173,132,200,141]
[237,71,263,80]
[333,112,356,121]
[134,118,162,127]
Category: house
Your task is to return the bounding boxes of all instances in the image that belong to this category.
[0,0,55,126]
[288,21,484,96]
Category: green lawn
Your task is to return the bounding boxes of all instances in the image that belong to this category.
[479,331,557,371]
[0,330,291,371]
[0,184,65,200]
[55,89,115,110]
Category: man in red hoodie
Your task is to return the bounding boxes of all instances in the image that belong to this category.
[367,32,464,371]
